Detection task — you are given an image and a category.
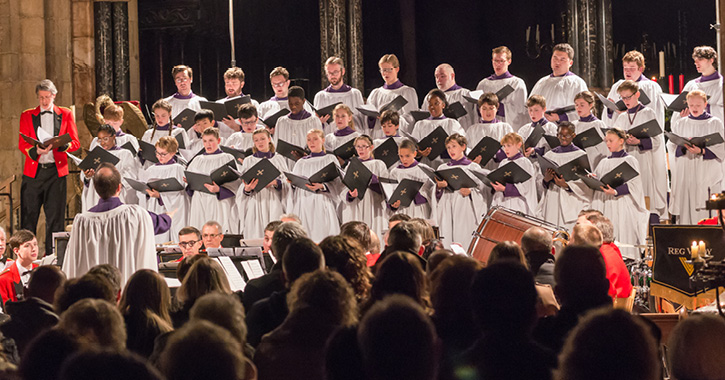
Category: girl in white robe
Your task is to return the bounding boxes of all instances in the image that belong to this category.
[591,128,649,260]
[519,96,559,198]
[141,136,189,244]
[411,89,466,168]
[491,132,539,217]
[236,129,290,239]
[185,128,240,232]
[669,91,725,224]
[388,139,437,223]
[338,135,389,240]
[434,134,487,249]
[273,87,323,170]
[367,54,419,133]
[466,92,514,172]
[572,91,609,170]
[537,122,593,231]
[143,99,190,169]
[324,104,361,161]
[286,129,342,242]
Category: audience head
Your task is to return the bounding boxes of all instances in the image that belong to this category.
[369,230,381,254]
[20,329,80,380]
[178,226,203,258]
[571,223,603,247]
[368,252,429,310]
[577,208,603,225]
[93,163,122,200]
[425,249,454,275]
[59,349,163,380]
[26,265,66,305]
[358,295,438,380]
[270,221,307,261]
[201,221,224,249]
[586,215,615,244]
[487,240,527,267]
[87,264,122,299]
[190,293,248,347]
[281,237,325,287]
[521,226,553,255]
[263,220,282,254]
[554,245,611,310]
[54,273,116,314]
[668,314,725,380]
[287,270,357,327]
[386,221,423,255]
[57,298,126,351]
[176,256,232,305]
[279,213,302,224]
[319,235,372,301]
[118,269,171,324]
[176,254,207,283]
[556,308,659,380]
[429,255,483,323]
[340,221,373,252]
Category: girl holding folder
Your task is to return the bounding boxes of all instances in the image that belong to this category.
[388,139,437,222]
[572,91,609,169]
[490,132,538,216]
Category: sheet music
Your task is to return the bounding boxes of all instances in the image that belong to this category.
[241,260,265,280]
[36,127,53,143]
[217,256,246,291]
[164,277,182,288]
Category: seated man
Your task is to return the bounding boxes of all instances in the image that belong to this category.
[177,226,203,262]
[0,230,40,307]
[201,221,224,250]
[520,227,555,286]
[585,215,634,299]
[376,221,426,270]
[63,163,172,285]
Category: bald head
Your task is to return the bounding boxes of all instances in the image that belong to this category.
[93,163,122,199]
[571,223,603,247]
[520,227,552,254]
[434,63,456,91]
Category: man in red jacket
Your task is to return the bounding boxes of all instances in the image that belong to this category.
[0,230,39,307]
[18,80,80,256]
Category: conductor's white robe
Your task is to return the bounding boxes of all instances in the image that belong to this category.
[476,72,530,131]
[186,150,240,232]
[530,72,588,122]
[435,159,487,249]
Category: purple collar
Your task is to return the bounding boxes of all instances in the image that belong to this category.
[579,114,598,122]
[553,144,579,153]
[506,152,524,160]
[326,84,352,93]
[303,151,326,159]
[480,118,500,124]
[359,156,373,162]
[172,92,195,100]
[156,157,177,166]
[203,148,222,155]
[444,84,462,92]
[385,134,401,138]
[627,104,645,114]
[289,110,312,120]
[532,118,547,128]
[224,93,245,100]
[253,151,274,159]
[156,123,171,131]
[550,71,575,78]
[636,74,646,82]
[397,160,419,169]
[447,156,472,166]
[383,80,404,90]
[272,96,288,101]
[427,115,446,120]
[89,196,123,212]
[697,72,722,83]
[108,146,121,151]
[689,112,712,120]
[488,71,514,80]
[609,150,627,158]
[115,130,125,137]
[334,126,356,136]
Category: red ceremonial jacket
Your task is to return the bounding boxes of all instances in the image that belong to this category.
[600,243,634,299]
[18,105,80,178]
[0,262,38,305]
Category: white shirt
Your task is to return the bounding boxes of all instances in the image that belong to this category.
[16,260,32,285]
[39,104,55,164]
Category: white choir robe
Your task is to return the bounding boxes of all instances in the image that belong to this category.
[141,160,189,244]
[410,117,466,168]
[90,131,138,152]
[314,85,366,134]
[476,72,530,131]
[373,136,405,168]
[435,160,488,249]
[63,202,157,286]
[668,115,725,224]
[367,82,420,130]
[338,158,389,240]
[388,162,437,223]
[186,151,240,232]
[165,94,208,119]
[465,120,513,171]
[224,131,254,151]
[142,126,190,148]
[518,120,558,198]
[572,117,609,170]
[257,97,315,121]
[286,154,342,242]
[536,146,593,231]
[491,154,539,217]
[612,106,669,218]
[273,112,323,169]
[591,152,649,260]
[604,76,666,129]
[530,72,588,122]
[325,128,361,153]
[420,86,478,130]
[234,153,290,239]
[80,148,140,212]
[215,95,261,139]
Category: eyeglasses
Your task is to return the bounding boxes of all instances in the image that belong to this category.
[355,145,371,149]
[271,81,287,88]
[240,119,257,126]
[379,68,394,73]
[175,77,190,83]
[202,233,221,239]
[98,136,114,142]
[326,70,341,76]
[155,151,171,157]
[620,94,636,101]
[492,59,508,64]
[178,240,200,248]
[38,95,54,101]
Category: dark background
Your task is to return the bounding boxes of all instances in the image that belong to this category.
[138,0,717,109]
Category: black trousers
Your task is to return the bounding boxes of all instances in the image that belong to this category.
[21,165,67,256]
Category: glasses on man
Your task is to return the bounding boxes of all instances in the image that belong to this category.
[202,233,221,239]
[326,70,341,76]
[620,94,636,101]
[175,77,190,84]
[379,68,394,74]
[178,240,200,248]
[155,151,172,157]
[271,81,286,88]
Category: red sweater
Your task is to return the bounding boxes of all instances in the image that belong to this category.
[600,243,633,299]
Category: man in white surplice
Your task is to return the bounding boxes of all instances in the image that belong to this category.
[63,163,172,285]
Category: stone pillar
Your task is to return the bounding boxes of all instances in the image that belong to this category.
[567,0,613,89]
[112,2,130,101]
[94,2,113,96]
[128,0,140,101]
[347,0,363,90]
[319,0,364,90]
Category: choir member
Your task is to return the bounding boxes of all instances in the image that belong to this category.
[225,104,259,151]
[236,129,289,239]
[669,90,724,224]
[611,80,668,219]
[590,128,648,260]
[518,95,558,196]
[388,139,437,221]
[530,43,588,122]
[81,125,140,212]
[257,66,314,120]
[185,127,240,232]
[164,65,208,118]
[491,132,538,216]
[339,135,389,240]
[572,91,609,168]
[141,136,188,243]
[313,56,366,132]
[367,54,418,135]
[421,64,477,130]
[186,109,224,154]
[466,92,513,171]
[372,110,405,168]
[285,129,342,242]
[90,102,138,152]
[677,46,723,123]
[411,89,466,168]
[273,86,323,168]
[476,46,530,131]
[143,99,189,150]
[434,134,487,248]
[324,104,361,157]
[216,66,260,139]
[537,122,593,230]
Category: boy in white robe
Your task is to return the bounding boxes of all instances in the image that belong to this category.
[216,66,261,139]
[669,90,725,224]
[373,110,406,168]
[90,104,138,153]
[164,65,208,119]
[466,92,514,172]
[257,66,314,121]
[491,133,539,217]
[411,89,466,168]
[143,99,190,161]
[367,54,419,134]
[186,110,226,154]
[225,103,259,152]
[314,56,366,134]
[572,91,609,169]
[518,95,559,197]
[387,140,437,223]
[420,64,477,130]
[611,80,669,220]
[273,86,323,169]
[477,46,529,131]
[530,43,588,123]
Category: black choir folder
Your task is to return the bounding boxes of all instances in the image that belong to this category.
[138,140,159,164]
[545,105,576,115]
[241,158,281,193]
[410,102,468,122]
[173,109,197,131]
[261,108,290,129]
[379,178,424,208]
[373,137,400,168]
[312,102,342,120]
[665,132,724,148]
[120,141,137,156]
[341,157,373,200]
[524,125,546,149]
[416,126,449,159]
[536,154,591,182]
[199,97,251,120]
[184,162,240,194]
[487,161,531,184]
[284,163,340,192]
[661,92,689,112]
[220,145,252,164]
[467,136,501,165]
[572,127,603,149]
[421,167,478,191]
[463,85,515,104]
[125,177,184,193]
[356,95,408,119]
[68,146,120,171]
[597,91,651,113]
[576,161,638,191]
[333,139,357,161]
[276,140,308,161]
[627,119,663,139]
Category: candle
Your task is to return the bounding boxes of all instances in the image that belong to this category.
[691,241,699,259]
[659,51,665,78]
[536,25,540,45]
[526,26,530,44]
[679,74,684,93]
[699,241,706,257]
[668,75,674,94]
[550,24,554,42]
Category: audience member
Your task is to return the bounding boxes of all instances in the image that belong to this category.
[87,264,122,302]
[20,329,80,380]
[325,325,365,380]
[667,314,725,380]
[119,269,173,358]
[570,223,603,246]
[54,273,116,314]
[588,214,634,299]
[201,221,224,250]
[170,256,232,327]
[59,349,164,380]
[319,235,372,302]
[487,240,527,267]
[57,298,126,351]
[177,227,204,261]
[377,221,426,269]
[361,251,430,315]
[425,249,454,275]
[521,226,555,286]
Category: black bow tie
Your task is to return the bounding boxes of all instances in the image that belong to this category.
[40,111,52,115]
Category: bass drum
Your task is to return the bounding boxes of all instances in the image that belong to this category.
[467,206,569,264]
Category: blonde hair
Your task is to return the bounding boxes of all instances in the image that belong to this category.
[526,95,546,109]
[492,46,512,60]
[103,104,124,122]
[333,103,355,129]
[378,54,400,68]
[325,56,344,68]
[252,128,276,154]
[617,80,639,95]
[156,135,179,154]
[269,66,289,80]
[686,89,708,104]
[622,50,645,69]
[223,67,245,81]
[445,133,467,148]
[202,126,220,139]
[501,132,523,146]
[307,128,326,152]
